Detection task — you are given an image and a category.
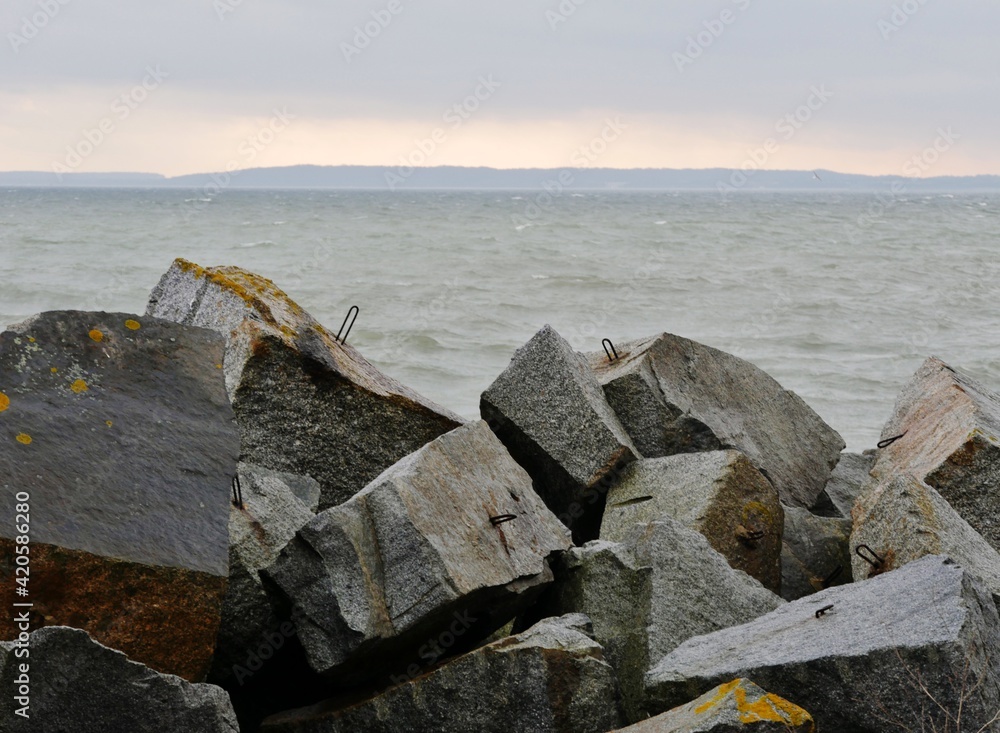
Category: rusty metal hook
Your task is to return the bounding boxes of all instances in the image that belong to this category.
[855,544,884,569]
[490,514,517,526]
[815,604,834,619]
[601,339,619,362]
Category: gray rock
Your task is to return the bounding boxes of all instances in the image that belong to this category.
[856,358,1000,553]
[260,614,624,733]
[263,420,572,683]
[147,258,463,511]
[210,462,318,683]
[0,626,238,732]
[646,555,1000,733]
[481,325,638,542]
[850,473,1000,600]
[586,333,845,509]
[780,505,852,601]
[601,452,783,593]
[810,451,874,518]
[610,678,814,732]
[529,519,783,722]
[0,311,237,681]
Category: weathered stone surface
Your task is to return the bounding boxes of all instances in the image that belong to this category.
[263,420,572,683]
[260,614,624,733]
[810,451,874,518]
[646,555,1000,733]
[611,678,814,732]
[850,473,1000,599]
[0,627,239,732]
[481,324,638,542]
[0,311,237,681]
[780,505,852,602]
[601,452,783,593]
[586,334,844,509]
[528,520,783,722]
[855,358,1000,552]
[147,258,463,511]
[210,462,318,683]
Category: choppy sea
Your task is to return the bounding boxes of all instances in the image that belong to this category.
[2,187,998,451]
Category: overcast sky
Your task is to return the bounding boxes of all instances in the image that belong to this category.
[2,0,997,176]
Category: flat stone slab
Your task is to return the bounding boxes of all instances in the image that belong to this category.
[147,258,463,511]
[780,505,852,602]
[481,324,638,542]
[601,452,783,593]
[610,678,814,732]
[587,333,844,509]
[531,519,783,722]
[263,420,572,683]
[260,614,624,733]
[851,473,1000,599]
[0,311,238,681]
[856,357,1000,552]
[646,555,1000,732]
[0,627,239,731]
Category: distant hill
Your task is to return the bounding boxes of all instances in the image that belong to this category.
[2,165,1000,191]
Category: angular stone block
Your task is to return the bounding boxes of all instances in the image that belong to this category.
[810,451,873,518]
[586,333,844,509]
[611,678,814,732]
[211,462,318,683]
[856,358,1000,552]
[263,420,572,683]
[259,614,624,733]
[481,324,638,542]
[780,505,852,602]
[0,311,237,681]
[601,452,783,592]
[0,626,239,731]
[530,519,783,722]
[851,473,1000,599]
[147,258,463,510]
[646,555,1000,733]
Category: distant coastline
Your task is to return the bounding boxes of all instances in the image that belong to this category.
[3,165,1000,192]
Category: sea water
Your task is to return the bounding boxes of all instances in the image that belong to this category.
[1,187,998,451]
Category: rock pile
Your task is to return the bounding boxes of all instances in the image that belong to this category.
[4,263,1000,733]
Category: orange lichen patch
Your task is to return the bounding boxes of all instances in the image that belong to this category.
[737,687,814,730]
[0,393,8,412]
[70,379,89,394]
[15,433,32,445]
[89,329,104,342]
[124,319,141,330]
[215,363,223,369]
[694,680,814,732]
[694,679,741,714]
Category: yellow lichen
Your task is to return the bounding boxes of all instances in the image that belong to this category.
[694,680,814,732]
[106,420,113,427]
[27,337,35,343]
[124,319,141,330]
[50,367,58,374]
[70,379,88,394]
[694,679,741,714]
[15,433,31,445]
[0,393,8,413]
[736,687,814,731]
[89,329,104,342]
